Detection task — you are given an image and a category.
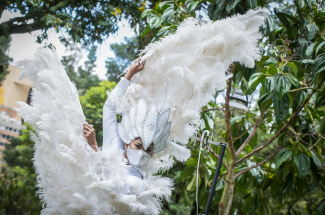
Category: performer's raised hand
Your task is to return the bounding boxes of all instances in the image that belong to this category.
[83,123,98,152]
[124,58,146,81]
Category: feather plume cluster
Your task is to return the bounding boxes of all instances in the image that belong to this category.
[108,8,269,174]
[15,8,268,214]
[15,48,173,214]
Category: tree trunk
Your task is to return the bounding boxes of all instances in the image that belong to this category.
[218,159,236,215]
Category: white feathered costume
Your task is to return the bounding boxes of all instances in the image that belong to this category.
[15,8,268,215]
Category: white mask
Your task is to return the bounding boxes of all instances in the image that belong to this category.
[127,145,151,167]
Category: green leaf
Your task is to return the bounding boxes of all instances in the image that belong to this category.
[226,0,241,12]
[162,7,175,22]
[281,161,292,181]
[283,13,303,25]
[305,42,316,58]
[185,0,200,13]
[207,1,225,21]
[259,197,271,215]
[272,93,290,124]
[158,1,173,9]
[256,169,265,185]
[310,151,322,169]
[274,75,291,100]
[306,23,319,40]
[312,53,325,74]
[315,89,325,110]
[243,67,256,81]
[316,41,325,55]
[235,183,248,195]
[155,26,171,38]
[265,14,274,35]
[203,169,209,189]
[141,25,151,39]
[267,65,278,76]
[147,14,163,29]
[295,178,305,199]
[230,115,246,124]
[243,196,252,214]
[265,77,274,93]
[320,117,325,135]
[215,178,225,191]
[187,174,200,191]
[258,92,273,113]
[287,62,298,76]
[271,179,279,199]
[179,167,194,182]
[291,61,305,78]
[276,149,292,169]
[254,190,262,210]
[264,57,277,66]
[274,9,292,34]
[301,59,314,64]
[292,91,308,112]
[294,153,310,178]
[288,75,300,87]
[279,173,294,194]
[247,0,257,8]
[297,0,305,8]
[297,142,309,155]
[306,106,320,120]
[141,9,153,19]
[317,198,325,215]
[248,72,263,90]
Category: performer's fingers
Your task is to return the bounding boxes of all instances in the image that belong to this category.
[85,124,94,131]
[139,62,145,70]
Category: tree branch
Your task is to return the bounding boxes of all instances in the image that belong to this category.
[0,17,43,36]
[234,147,283,179]
[235,114,263,156]
[203,140,229,171]
[306,107,325,140]
[204,108,225,112]
[289,87,313,92]
[236,79,324,164]
[225,63,236,158]
[225,181,235,214]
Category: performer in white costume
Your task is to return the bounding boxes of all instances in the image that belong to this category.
[15,8,268,215]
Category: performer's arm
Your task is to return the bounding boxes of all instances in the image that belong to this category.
[102,58,146,152]
[102,77,130,151]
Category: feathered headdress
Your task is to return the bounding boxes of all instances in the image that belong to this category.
[117,99,171,153]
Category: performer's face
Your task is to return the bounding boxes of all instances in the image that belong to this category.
[124,137,154,157]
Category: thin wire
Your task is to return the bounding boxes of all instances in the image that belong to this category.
[196,130,209,215]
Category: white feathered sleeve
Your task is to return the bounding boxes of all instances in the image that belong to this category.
[102,77,130,152]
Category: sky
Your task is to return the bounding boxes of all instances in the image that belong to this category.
[1,10,136,80]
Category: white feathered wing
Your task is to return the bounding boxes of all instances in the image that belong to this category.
[15,48,173,215]
[108,8,269,174]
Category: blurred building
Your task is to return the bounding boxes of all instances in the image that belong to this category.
[0,65,32,164]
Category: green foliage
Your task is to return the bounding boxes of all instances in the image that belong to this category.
[0,36,12,83]
[61,44,101,95]
[0,0,147,45]
[79,80,117,146]
[0,124,42,214]
[140,0,325,214]
[106,37,139,82]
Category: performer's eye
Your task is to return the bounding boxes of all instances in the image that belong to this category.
[146,148,152,153]
[135,144,142,149]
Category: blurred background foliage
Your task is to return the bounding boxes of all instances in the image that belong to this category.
[1,0,325,214]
